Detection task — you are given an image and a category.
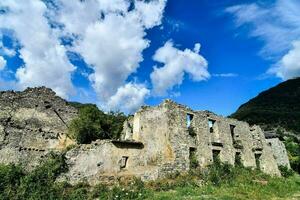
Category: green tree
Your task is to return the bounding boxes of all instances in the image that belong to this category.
[68,104,127,144]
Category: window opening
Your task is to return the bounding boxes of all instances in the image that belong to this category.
[120,156,128,169]
[235,152,242,166]
[208,119,216,133]
[255,153,262,169]
[189,147,198,168]
[212,149,221,164]
[186,113,194,128]
[230,125,236,140]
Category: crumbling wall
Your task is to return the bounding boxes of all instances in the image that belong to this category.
[154,100,281,176]
[0,88,288,184]
[59,140,158,185]
[266,137,291,169]
[0,87,77,170]
[250,126,281,175]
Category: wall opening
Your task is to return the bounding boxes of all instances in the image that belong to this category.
[212,149,221,164]
[186,113,194,128]
[189,147,198,168]
[120,156,129,169]
[255,153,262,169]
[230,125,236,140]
[235,152,242,166]
[208,119,216,133]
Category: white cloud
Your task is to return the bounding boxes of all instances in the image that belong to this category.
[0,0,75,98]
[0,56,6,70]
[268,41,300,80]
[134,0,167,29]
[52,0,166,111]
[107,82,150,113]
[212,73,238,78]
[0,0,167,112]
[74,14,149,101]
[227,0,300,80]
[53,0,127,36]
[150,41,210,96]
[0,40,16,57]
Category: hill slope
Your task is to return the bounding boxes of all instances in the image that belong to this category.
[231,77,300,134]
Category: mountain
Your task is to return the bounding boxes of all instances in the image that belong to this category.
[231,77,300,135]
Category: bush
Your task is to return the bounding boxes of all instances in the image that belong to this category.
[68,105,105,144]
[0,153,67,200]
[0,164,24,200]
[278,165,294,178]
[204,162,236,186]
[68,104,127,144]
[283,136,300,173]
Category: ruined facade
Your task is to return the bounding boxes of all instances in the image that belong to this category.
[0,88,290,185]
[62,100,288,185]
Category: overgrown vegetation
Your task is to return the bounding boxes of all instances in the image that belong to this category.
[1,156,300,200]
[278,165,294,178]
[68,103,127,144]
[282,134,300,173]
[0,153,67,200]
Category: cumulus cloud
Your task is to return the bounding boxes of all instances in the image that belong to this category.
[74,14,149,101]
[134,0,167,29]
[107,83,150,113]
[0,0,75,98]
[150,41,210,96]
[0,0,167,112]
[0,56,6,70]
[268,41,300,80]
[50,0,166,111]
[227,0,300,80]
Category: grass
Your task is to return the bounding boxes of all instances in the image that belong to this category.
[0,155,299,200]
[144,164,300,200]
[149,174,300,200]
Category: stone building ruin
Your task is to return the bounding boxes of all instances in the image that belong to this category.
[264,131,291,169]
[0,87,291,185]
[0,87,77,169]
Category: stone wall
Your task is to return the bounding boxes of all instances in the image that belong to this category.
[0,88,288,184]
[0,87,77,170]
[63,99,284,185]
[266,137,291,169]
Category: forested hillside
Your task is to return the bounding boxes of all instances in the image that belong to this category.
[231,77,300,134]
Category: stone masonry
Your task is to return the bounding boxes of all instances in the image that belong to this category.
[265,131,291,169]
[62,100,287,185]
[0,87,77,170]
[0,88,290,185]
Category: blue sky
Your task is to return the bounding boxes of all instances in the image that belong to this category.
[0,0,299,116]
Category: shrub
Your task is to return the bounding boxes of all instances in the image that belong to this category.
[16,153,68,200]
[68,104,127,144]
[0,164,24,200]
[283,136,300,173]
[204,162,236,186]
[278,165,294,178]
[68,105,106,144]
[0,153,67,200]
